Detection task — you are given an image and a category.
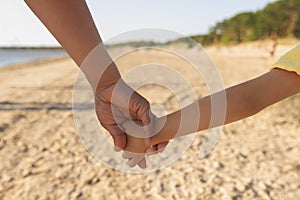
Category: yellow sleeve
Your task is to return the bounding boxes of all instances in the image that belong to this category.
[272,44,300,75]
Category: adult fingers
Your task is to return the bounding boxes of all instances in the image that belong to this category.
[105,125,126,151]
[129,93,156,147]
[130,92,151,123]
[138,104,156,147]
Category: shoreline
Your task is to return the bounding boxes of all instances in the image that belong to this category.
[1,39,297,72]
[0,56,71,72]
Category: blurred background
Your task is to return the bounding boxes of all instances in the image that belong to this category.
[0,0,299,199]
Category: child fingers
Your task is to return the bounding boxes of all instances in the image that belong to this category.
[128,154,145,168]
[157,141,169,153]
[145,147,158,157]
[122,151,132,159]
[137,157,147,169]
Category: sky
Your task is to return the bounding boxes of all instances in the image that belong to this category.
[0,0,276,47]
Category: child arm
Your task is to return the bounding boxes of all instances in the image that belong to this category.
[151,68,300,144]
[123,68,300,153]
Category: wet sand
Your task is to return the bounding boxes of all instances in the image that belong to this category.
[0,43,299,199]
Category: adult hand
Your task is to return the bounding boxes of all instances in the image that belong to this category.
[95,79,153,149]
[25,0,169,169]
[95,79,169,168]
[95,79,151,168]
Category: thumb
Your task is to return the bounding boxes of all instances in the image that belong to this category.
[138,103,156,147]
[129,92,155,146]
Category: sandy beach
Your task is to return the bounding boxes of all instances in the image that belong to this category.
[0,43,299,199]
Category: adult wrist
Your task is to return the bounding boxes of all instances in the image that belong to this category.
[79,44,121,92]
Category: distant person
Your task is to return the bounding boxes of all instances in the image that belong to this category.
[122,45,300,165]
[266,39,277,57]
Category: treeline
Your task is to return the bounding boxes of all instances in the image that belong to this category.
[107,40,160,48]
[192,0,300,46]
[107,0,300,48]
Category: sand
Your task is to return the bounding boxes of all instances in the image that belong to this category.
[0,43,299,200]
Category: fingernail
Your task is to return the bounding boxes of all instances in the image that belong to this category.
[139,164,147,169]
[114,146,121,152]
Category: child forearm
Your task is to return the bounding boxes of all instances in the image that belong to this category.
[122,69,300,153]
[151,69,300,145]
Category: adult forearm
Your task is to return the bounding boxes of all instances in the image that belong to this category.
[25,0,101,65]
[25,0,121,90]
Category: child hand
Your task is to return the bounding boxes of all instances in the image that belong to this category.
[122,120,150,153]
[121,120,169,168]
[121,140,168,168]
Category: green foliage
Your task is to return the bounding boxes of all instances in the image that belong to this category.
[107,40,160,48]
[108,0,300,48]
[192,0,300,46]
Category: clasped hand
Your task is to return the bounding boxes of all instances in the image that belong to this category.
[95,79,168,169]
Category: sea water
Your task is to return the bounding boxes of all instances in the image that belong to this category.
[0,49,67,68]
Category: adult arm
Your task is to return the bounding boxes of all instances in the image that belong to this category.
[24,0,161,161]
